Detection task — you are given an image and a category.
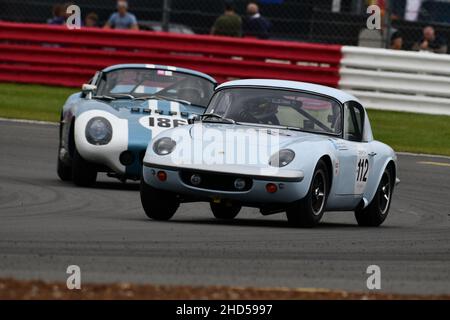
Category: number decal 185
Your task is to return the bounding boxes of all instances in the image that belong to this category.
[148,117,187,128]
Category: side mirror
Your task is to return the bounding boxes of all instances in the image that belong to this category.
[82,84,97,99]
[188,115,200,125]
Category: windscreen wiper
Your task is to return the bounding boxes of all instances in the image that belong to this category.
[200,113,236,124]
[93,95,116,101]
[110,93,136,99]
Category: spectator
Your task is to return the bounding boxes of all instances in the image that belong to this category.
[104,1,139,30]
[390,31,403,50]
[211,1,242,37]
[84,12,99,28]
[242,2,271,39]
[48,3,66,25]
[412,26,447,54]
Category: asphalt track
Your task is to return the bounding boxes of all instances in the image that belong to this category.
[0,120,449,295]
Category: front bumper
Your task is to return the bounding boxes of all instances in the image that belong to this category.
[143,163,308,204]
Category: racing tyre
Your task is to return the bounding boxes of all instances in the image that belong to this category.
[72,146,97,187]
[355,167,392,227]
[286,160,328,228]
[140,179,179,221]
[57,156,72,181]
[210,202,241,220]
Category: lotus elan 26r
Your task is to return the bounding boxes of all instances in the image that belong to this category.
[141,79,399,227]
[57,64,216,186]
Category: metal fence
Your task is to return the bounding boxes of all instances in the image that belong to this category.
[1,0,450,52]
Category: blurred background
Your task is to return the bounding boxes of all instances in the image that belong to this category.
[0,0,449,51]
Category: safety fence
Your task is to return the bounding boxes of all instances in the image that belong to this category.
[0,22,341,87]
[340,46,450,115]
[1,22,450,115]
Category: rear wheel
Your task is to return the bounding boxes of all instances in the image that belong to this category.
[140,179,179,221]
[286,160,328,227]
[355,167,392,227]
[72,145,97,187]
[210,202,241,220]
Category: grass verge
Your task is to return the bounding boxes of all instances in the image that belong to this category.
[367,109,450,156]
[0,83,77,122]
[0,83,449,156]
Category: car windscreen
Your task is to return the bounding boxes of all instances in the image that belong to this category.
[206,87,342,135]
[96,68,215,107]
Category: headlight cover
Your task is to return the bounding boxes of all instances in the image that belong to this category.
[153,137,176,155]
[269,149,295,167]
[85,117,112,145]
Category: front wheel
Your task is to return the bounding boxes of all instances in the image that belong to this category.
[286,160,328,227]
[57,155,72,181]
[210,202,241,220]
[354,167,393,227]
[140,179,180,221]
[72,145,97,187]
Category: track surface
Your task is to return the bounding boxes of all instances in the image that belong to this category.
[0,121,449,294]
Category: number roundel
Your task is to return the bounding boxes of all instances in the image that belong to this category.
[357,158,369,182]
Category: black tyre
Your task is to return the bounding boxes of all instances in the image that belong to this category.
[140,179,179,221]
[57,156,72,181]
[210,202,241,220]
[57,120,72,181]
[286,160,328,227]
[355,167,393,227]
[71,145,97,187]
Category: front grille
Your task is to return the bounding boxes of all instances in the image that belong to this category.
[180,170,253,192]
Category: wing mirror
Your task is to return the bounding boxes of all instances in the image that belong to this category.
[188,115,201,125]
[82,84,97,99]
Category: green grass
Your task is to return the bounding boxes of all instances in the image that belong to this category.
[0,83,449,156]
[367,109,450,156]
[0,83,77,122]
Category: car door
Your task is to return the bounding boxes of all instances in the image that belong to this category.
[335,101,374,197]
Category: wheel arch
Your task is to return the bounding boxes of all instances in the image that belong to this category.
[319,155,333,192]
[364,157,397,205]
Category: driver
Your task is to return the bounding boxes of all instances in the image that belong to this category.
[236,98,280,125]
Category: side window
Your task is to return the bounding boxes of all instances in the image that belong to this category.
[344,101,364,142]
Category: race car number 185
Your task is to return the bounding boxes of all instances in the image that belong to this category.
[139,115,188,136]
[148,117,187,128]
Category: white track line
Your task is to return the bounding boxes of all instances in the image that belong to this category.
[0,118,449,159]
[397,152,450,160]
[0,117,57,126]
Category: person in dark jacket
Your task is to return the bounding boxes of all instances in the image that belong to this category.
[412,26,447,54]
[211,1,242,37]
[48,4,66,25]
[242,2,271,39]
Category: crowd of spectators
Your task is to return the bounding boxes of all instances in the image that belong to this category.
[48,0,138,30]
[46,0,447,54]
[211,1,271,39]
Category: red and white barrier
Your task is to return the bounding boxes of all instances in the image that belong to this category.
[1,22,449,115]
[340,46,450,116]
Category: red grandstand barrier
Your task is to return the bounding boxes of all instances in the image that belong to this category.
[0,22,342,88]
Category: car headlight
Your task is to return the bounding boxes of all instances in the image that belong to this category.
[269,149,295,167]
[85,117,112,145]
[153,137,176,155]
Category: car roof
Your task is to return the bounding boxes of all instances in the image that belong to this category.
[216,79,359,104]
[102,64,216,84]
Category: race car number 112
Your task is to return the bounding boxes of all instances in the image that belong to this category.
[148,117,187,128]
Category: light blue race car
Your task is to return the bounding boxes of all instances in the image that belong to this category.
[57,64,216,186]
[141,79,400,227]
